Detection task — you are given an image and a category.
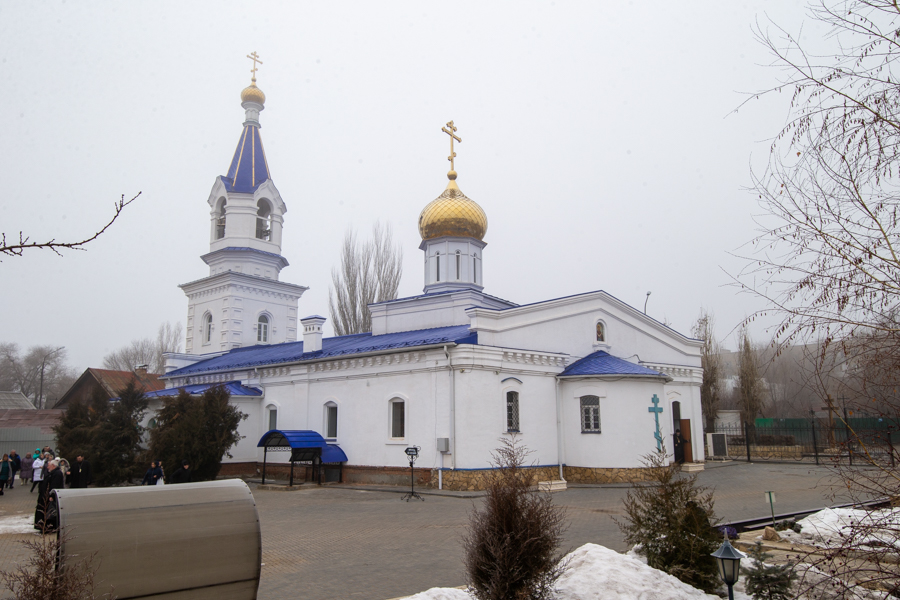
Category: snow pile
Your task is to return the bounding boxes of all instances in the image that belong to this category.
[553,543,720,599]
[781,507,900,549]
[0,515,35,535]
[403,543,725,600]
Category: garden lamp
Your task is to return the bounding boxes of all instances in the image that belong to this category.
[712,539,746,600]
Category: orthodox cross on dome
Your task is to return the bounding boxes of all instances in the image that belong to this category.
[442,121,461,171]
[247,51,264,81]
[648,394,664,452]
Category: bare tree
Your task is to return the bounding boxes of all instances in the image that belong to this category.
[692,309,721,432]
[102,322,183,374]
[737,2,900,595]
[0,344,76,407]
[328,222,403,336]
[1,192,140,259]
[738,329,764,430]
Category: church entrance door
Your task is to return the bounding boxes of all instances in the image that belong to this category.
[679,419,693,463]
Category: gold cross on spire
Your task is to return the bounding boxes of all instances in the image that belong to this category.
[247,51,263,81]
[442,121,461,171]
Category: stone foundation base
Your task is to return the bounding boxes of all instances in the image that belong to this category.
[223,461,665,490]
[218,462,258,477]
[563,466,662,484]
[342,465,431,487]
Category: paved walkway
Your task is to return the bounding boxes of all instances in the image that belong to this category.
[0,462,850,600]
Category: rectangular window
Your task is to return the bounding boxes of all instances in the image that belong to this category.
[506,391,520,432]
[580,396,600,433]
[391,401,405,438]
[326,405,338,438]
[436,255,440,282]
[268,408,278,431]
[456,252,461,280]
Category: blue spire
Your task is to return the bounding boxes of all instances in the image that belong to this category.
[222,125,271,193]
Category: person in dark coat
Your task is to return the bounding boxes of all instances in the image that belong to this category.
[0,455,10,495]
[35,460,64,531]
[8,451,20,489]
[170,460,192,484]
[67,455,92,488]
[141,461,163,486]
[673,429,685,464]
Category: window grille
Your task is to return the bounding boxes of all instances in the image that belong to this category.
[581,395,601,433]
[204,314,213,343]
[506,391,520,432]
[257,315,269,343]
[391,401,405,438]
[326,405,338,438]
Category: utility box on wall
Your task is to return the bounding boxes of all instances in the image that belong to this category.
[436,437,450,452]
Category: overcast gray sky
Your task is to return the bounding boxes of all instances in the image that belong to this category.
[0,1,813,371]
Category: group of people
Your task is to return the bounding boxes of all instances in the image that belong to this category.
[0,449,193,532]
[141,459,192,486]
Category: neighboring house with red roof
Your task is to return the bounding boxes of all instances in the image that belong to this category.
[53,368,165,409]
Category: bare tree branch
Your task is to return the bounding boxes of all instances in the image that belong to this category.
[328,222,403,336]
[1,192,141,259]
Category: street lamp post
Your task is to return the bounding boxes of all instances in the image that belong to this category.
[37,347,65,409]
[644,291,651,314]
[401,446,423,502]
[712,539,746,600]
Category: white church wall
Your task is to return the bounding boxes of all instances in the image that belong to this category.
[561,379,668,469]
[452,369,560,469]
[468,293,702,369]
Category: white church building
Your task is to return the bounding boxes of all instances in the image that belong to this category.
[155,67,705,490]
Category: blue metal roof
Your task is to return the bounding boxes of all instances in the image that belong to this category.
[142,381,263,398]
[258,429,348,462]
[222,124,270,193]
[559,351,667,378]
[165,324,476,377]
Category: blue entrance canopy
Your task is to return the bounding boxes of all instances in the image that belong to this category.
[257,429,348,463]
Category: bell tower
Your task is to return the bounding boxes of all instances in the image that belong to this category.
[180,54,308,354]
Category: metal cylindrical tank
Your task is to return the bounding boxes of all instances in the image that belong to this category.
[54,479,261,600]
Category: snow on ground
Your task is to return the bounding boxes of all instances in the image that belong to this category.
[0,515,35,535]
[402,543,741,600]
[778,507,900,550]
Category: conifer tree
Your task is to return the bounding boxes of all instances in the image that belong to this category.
[616,449,722,593]
[54,391,109,463]
[148,385,246,481]
[92,381,148,485]
[743,541,796,600]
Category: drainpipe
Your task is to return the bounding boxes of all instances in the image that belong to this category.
[444,345,456,470]
[555,377,564,481]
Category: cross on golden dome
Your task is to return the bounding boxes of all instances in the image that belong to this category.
[247,51,263,81]
[442,121,461,173]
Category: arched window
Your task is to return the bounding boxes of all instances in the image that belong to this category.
[473,254,478,284]
[325,402,338,438]
[148,418,158,430]
[596,322,605,342]
[435,252,441,282]
[256,200,272,240]
[390,399,405,439]
[580,395,601,433]
[215,198,227,240]
[456,250,461,280]
[506,391,520,432]
[268,407,278,431]
[203,313,213,344]
[257,315,269,343]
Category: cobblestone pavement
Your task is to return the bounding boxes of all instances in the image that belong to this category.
[0,462,849,600]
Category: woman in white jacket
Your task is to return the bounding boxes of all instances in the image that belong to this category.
[30,453,45,493]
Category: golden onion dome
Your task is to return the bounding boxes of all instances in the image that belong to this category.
[418,171,488,241]
[240,79,266,105]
